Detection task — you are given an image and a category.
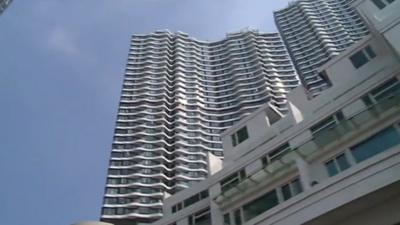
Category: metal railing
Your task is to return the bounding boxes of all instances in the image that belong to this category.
[215,91,400,205]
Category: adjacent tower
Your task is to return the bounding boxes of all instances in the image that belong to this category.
[100,30,299,225]
[274,0,369,97]
[0,0,12,15]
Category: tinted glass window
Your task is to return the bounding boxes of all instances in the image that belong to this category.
[281,184,292,201]
[350,51,369,69]
[224,213,231,225]
[371,0,386,9]
[365,46,376,59]
[292,178,303,195]
[325,160,339,176]
[351,127,400,163]
[336,154,351,171]
[243,190,279,221]
[234,209,242,225]
[237,127,249,143]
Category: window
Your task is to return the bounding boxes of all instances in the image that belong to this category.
[234,209,242,225]
[102,208,116,215]
[184,194,200,207]
[365,46,377,59]
[268,143,291,162]
[349,45,376,69]
[372,77,399,100]
[280,177,303,201]
[262,142,292,167]
[325,153,351,177]
[172,190,209,213]
[371,0,396,9]
[231,126,249,146]
[362,77,400,106]
[188,207,211,225]
[351,126,400,163]
[242,190,279,222]
[310,111,344,135]
[177,202,182,211]
[221,170,246,192]
[200,190,209,199]
[224,213,231,225]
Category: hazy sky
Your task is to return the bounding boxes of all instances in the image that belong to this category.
[0,1,291,224]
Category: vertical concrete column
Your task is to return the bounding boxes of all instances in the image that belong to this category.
[295,157,313,190]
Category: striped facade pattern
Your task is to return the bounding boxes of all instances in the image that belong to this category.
[274,0,369,97]
[101,30,299,224]
[0,0,11,14]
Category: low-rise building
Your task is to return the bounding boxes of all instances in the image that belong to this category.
[151,1,400,225]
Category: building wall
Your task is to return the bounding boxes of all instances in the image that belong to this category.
[274,0,369,97]
[101,30,299,224]
[332,194,400,225]
[151,3,400,222]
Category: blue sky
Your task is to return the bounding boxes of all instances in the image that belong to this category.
[0,1,291,224]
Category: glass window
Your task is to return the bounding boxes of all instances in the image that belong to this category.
[221,170,246,192]
[363,77,400,105]
[281,184,292,201]
[325,153,351,177]
[232,126,249,146]
[325,160,339,176]
[310,116,336,134]
[234,209,242,225]
[188,216,194,225]
[184,194,200,207]
[350,46,377,69]
[200,190,209,199]
[351,126,400,163]
[189,207,211,225]
[243,190,279,222]
[365,46,376,59]
[268,142,291,162]
[292,178,303,195]
[231,134,237,147]
[371,0,388,9]
[371,78,400,101]
[280,178,303,201]
[224,213,231,225]
[336,154,351,171]
[237,127,249,143]
[362,95,374,106]
[350,51,369,69]
[102,208,116,215]
[177,203,182,210]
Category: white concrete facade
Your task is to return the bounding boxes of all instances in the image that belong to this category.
[274,0,370,97]
[101,30,299,225]
[151,2,400,225]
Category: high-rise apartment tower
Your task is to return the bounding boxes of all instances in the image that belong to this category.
[100,30,299,225]
[274,0,369,97]
[0,0,12,14]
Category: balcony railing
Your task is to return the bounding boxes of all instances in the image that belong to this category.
[215,91,400,206]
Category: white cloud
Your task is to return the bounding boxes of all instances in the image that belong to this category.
[47,27,79,56]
